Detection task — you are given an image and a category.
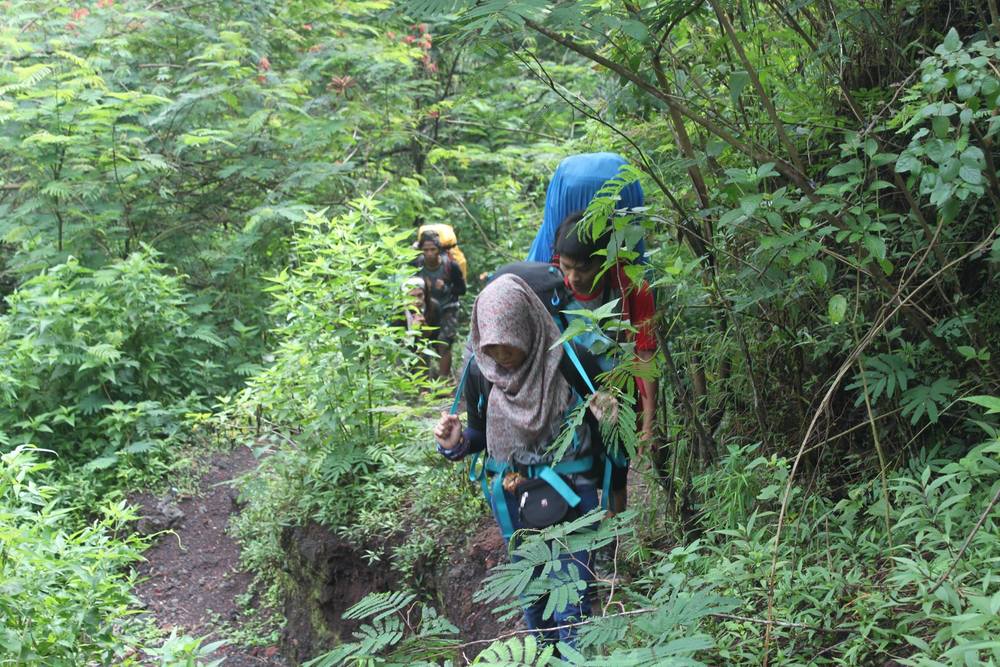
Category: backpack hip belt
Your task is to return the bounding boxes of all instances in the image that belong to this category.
[468,453,592,539]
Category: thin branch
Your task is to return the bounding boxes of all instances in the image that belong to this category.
[522,19,815,197]
[708,0,808,175]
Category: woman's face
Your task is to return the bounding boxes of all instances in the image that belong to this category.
[482,343,527,370]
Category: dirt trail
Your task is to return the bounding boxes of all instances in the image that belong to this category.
[133,446,284,666]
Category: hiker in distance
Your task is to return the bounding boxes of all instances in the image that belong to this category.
[413,229,466,380]
[433,274,614,648]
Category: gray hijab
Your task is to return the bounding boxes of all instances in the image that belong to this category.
[471,274,572,464]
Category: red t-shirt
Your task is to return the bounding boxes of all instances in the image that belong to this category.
[564,263,657,352]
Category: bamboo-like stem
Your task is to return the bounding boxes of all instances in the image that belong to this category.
[708,0,808,176]
[858,361,894,550]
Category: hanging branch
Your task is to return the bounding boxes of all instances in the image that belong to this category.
[522,18,817,197]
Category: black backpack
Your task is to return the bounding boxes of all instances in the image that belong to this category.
[487,261,571,329]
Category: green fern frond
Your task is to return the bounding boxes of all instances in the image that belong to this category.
[472,634,555,666]
[343,589,416,621]
[0,64,53,95]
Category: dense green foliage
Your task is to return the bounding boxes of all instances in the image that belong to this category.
[0,252,220,458]
[2,0,999,664]
[0,446,143,664]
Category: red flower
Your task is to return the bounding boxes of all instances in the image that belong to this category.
[403,34,415,44]
[426,109,440,119]
[257,74,267,84]
[258,56,271,71]
[97,0,114,8]
[71,7,89,20]
[302,23,312,30]
[418,23,428,33]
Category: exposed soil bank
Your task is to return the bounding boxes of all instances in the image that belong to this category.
[279,517,515,664]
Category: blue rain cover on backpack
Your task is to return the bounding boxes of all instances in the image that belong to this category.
[526,152,645,263]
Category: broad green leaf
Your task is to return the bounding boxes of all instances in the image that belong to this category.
[730,70,749,107]
[964,395,1000,414]
[828,294,848,324]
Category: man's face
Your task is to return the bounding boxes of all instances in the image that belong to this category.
[421,241,440,265]
[558,255,603,296]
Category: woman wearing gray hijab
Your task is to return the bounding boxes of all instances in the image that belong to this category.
[434,274,611,648]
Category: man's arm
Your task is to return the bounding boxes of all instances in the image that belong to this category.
[450,261,467,297]
[636,349,658,445]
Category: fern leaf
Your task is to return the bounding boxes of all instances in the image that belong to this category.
[343,589,416,621]
[473,634,556,666]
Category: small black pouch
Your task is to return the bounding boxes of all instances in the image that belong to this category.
[517,477,578,529]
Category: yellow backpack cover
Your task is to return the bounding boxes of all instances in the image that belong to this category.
[418,223,467,280]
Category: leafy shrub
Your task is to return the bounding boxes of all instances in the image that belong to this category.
[307,511,738,665]
[678,424,1000,665]
[0,446,145,664]
[307,415,999,664]
[0,250,223,475]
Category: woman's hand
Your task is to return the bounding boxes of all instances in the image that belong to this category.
[589,390,619,424]
[434,412,463,450]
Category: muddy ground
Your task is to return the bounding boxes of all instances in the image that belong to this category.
[132,446,283,666]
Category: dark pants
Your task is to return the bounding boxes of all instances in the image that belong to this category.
[489,483,598,647]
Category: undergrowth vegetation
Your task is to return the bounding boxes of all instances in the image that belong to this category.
[1,0,999,664]
[0,446,144,664]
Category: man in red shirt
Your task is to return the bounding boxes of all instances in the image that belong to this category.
[554,213,658,513]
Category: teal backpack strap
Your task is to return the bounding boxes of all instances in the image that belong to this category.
[451,358,515,539]
[450,358,471,415]
[468,452,485,482]
[562,341,596,394]
[469,453,517,539]
[601,457,613,510]
[563,341,615,508]
[491,464,516,539]
[538,466,582,508]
